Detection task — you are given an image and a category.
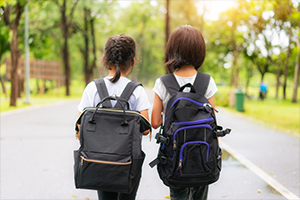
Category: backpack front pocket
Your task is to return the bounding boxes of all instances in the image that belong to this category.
[77,151,131,190]
[176,141,210,176]
[172,124,212,153]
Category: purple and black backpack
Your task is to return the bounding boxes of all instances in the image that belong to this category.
[150,72,230,189]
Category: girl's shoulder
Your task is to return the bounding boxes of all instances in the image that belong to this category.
[84,80,97,93]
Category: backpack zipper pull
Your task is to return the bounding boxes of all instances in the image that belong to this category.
[204,103,219,113]
[176,160,183,176]
[168,123,174,135]
[80,156,84,166]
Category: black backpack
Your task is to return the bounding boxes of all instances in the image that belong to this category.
[149,72,230,189]
[74,78,151,193]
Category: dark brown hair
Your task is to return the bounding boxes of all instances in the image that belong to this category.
[164,25,206,73]
[103,34,136,83]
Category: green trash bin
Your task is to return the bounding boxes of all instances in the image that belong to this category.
[235,89,245,112]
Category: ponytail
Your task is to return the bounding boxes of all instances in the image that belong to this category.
[110,64,121,83]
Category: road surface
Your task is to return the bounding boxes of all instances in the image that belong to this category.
[0,88,299,200]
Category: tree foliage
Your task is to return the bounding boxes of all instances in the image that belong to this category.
[0,0,299,103]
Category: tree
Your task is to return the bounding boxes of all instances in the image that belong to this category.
[272,0,290,98]
[2,0,26,106]
[165,0,169,45]
[74,0,110,85]
[78,6,97,85]
[169,0,200,30]
[291,3,300,103]
[282,1,293,100]
[237,1,275,82]
[210,4,246,88]
[0,10,10,96]
[292,28,299,103]
[53,0,79,96]
[115,1,165,83]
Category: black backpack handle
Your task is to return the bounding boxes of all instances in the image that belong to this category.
[91,96,129,126]
[96,95,130,110]
[179,83,196,93]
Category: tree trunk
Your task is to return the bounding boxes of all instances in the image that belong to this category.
[275,48,283,98]
[0,75,7,96]
[230,50,238,87]
[8,3,25,106]
[245,75,250,97]
[229,22,238,88]
[61,0,70,96]
[234,53,241,88]
[261,72,265,82]
[283,2,292,100]
[9,51,19,106]
[165,0,170,45]
[292,26,300,103]
[90,17,96,82]
[18,77,23,98]
[244,63,253,97]
[229,64,235,87]
[283,26,292,100]
[83,8,89,85]
[0,52,7,96]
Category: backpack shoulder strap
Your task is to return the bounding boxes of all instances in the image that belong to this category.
[113,81,142,109]
[160,73,180,96]
[120,81,142,101]
[93,78,112,108]
[193,72,211,96]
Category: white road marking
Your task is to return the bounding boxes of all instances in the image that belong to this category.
[220,141,300,200]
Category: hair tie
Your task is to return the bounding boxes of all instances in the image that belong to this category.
[116,64,119,69]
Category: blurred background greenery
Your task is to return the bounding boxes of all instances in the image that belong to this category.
[0,0,299,134]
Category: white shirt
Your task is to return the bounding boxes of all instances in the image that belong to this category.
[152,73,218,113]
[78,77,151,112]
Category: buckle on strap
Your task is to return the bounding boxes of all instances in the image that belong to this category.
[149,156,168,168]
[155,133,169,145]
[149,158,159,168]
[215,126,231,137]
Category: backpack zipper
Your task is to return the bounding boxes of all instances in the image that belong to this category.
[172,124,212,159]
[173,124,212,151]
[80,156,132,166]
[170,97,205,109]
[170,97,218,113]
[173,117,214,126]
[178,141,209,170]
[81,108,150,124]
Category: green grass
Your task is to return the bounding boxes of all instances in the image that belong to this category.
[0,79,85,113]
[228,98,299,135]
[216,86,300,135]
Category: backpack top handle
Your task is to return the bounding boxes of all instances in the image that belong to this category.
[91,95,129,126]
[179,83,196,93]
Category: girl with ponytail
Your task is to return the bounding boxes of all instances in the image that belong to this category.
[103,34,136,83]
[77,34,151,200]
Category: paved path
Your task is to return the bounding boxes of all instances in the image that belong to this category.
[0,89,299,200]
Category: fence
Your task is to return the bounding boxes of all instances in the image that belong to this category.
[5,58,64,86]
